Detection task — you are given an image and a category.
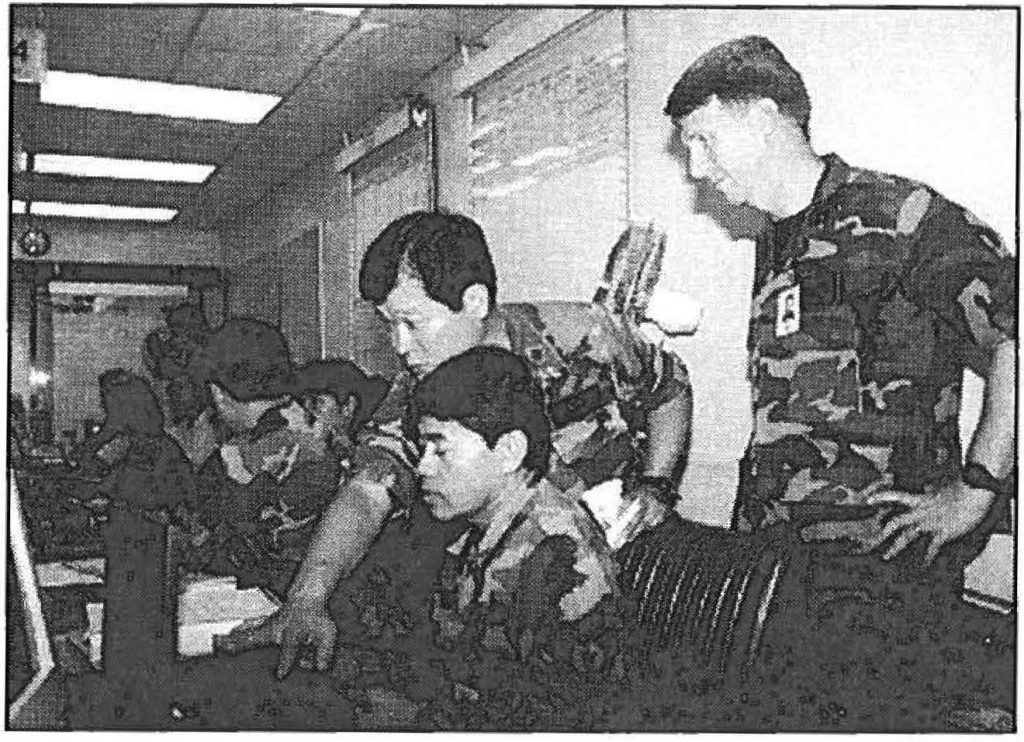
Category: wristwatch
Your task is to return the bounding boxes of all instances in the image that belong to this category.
[961,461,1007,497]
[633,474,678,508]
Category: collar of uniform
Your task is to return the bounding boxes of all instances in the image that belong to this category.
[479,306,514,351]
[245,402,290,441]
[446,477,542,558]
[372,371,412,424]
[771,153,851,266]
[809,153,852,207]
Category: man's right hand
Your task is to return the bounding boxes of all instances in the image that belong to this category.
[253,459,399,678]
[272,597,338,679]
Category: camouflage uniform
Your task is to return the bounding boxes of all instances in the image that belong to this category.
[739,154,1015,532]
[359,300,691,512]
[320,302,679,726]
[324,477,626,730]
[195,406,342,597]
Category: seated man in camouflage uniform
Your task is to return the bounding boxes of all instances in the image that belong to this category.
[411,347,618,644]
[192,319,385,597]
[394,347,622,728]
[262,211,693,678]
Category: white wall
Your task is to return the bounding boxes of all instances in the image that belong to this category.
[626,8,1017,525]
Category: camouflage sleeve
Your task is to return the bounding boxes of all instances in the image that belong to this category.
[509,534,587,627]
[903,191,1016,374]
[632,324,692,413]
[350,420,419,515]
[587,305,691,413]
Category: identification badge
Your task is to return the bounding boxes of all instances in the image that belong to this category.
[775,284,801,336]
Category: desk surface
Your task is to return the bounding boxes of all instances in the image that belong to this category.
[69,648,358,730]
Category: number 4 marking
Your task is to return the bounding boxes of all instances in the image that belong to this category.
[12,38,29,65]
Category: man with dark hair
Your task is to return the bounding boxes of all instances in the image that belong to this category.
[262,210,693,677]
[664,35,1016,707]
[359,210,498,313]
[410,347,616,630]
[395,347,620,727]
[665,35,811,137]
[665,34,1014,564]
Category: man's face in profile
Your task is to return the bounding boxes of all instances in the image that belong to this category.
[379,275,485,378]
[415,416,505,521]
[676,96,768,209]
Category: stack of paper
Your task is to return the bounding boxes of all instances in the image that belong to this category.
[177,574,281,657]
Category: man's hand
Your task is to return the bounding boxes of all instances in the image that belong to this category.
[213,596,336,678]
[272,596,338,678]
[799,510,889,550]
[861,481,997,565]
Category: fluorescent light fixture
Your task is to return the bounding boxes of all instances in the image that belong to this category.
[34,154,215,184]
[302,6,365,17]
[40,70,281,125]
[50,282,189,298]
[12,199,177,222]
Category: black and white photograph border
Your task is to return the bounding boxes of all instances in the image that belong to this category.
[4,2,1019,733]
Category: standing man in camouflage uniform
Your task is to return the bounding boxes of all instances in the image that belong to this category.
[664,37,1015,591]
[263,211,692,677]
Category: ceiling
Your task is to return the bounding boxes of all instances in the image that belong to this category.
[10,5,515,230]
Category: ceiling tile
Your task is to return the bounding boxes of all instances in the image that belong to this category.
[28,105,246,165]
[175,7,353,95]
[12,172,200,209]
[29,5,203,81]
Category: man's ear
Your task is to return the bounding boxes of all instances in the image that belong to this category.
[494,430,529,473]
[460,284,490,319]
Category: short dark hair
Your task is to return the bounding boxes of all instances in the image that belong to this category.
[359,211,497,312]
[664,36,811,135]
[408,347,550,484]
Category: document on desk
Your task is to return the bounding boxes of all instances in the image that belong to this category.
[34,558,105,588]
[177,574,281,657]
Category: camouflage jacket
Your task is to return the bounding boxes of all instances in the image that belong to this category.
[193,407,343,596]
[323,478,631,730]
[740,154,1016,530]
[432,477,619,639]
[357,301,691,513]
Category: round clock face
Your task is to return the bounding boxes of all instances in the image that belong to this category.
[19,226,51,257]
